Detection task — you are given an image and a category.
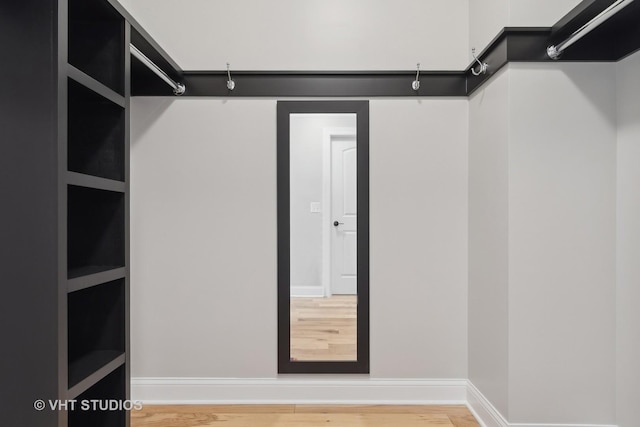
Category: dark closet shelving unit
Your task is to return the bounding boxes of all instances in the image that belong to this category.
[1,0,181,425]
[66,0,129,425]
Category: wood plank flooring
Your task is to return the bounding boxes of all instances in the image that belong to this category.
[290,295,357,361]
[131,405,481,427]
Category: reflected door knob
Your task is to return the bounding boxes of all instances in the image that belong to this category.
[333,221,344,227]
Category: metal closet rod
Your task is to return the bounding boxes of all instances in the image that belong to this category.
[547,0,636,59]
[130,44,185,95]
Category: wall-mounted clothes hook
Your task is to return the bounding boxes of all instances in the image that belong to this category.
[412,63,420,91]
[226,62,235,91]
[471,48,488,76]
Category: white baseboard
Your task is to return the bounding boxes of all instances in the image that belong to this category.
[510,425,618,427]
[466,381,509,427]
[131,377,467,405]
[466,381,618,427]
[290,286,325,297]
[130,377,617,427]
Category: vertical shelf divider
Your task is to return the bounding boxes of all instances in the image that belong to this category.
[123,21,132,427]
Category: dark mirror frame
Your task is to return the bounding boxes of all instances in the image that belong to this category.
[277,100,370,374]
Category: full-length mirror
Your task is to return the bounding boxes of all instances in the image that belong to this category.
[278,101,369,374]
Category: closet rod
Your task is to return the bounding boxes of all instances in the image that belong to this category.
[547,0,635,59]
[130,44,185,95]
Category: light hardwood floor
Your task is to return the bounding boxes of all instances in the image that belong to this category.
[131,405,481,427]
[290,295,357,361]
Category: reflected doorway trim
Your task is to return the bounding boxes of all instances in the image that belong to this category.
[277,101,370,374]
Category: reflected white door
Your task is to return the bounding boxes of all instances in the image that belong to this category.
[331,136,357,295]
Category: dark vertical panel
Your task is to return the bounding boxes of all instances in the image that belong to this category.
[276,103,292,373]
[123,21,132,427]
[0,1,59,426]
[355,102,370,372]
[58,2,69,427]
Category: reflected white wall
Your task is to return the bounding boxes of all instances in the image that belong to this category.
[290,114,356,296]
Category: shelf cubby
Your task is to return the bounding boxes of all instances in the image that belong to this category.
[68,78,125,182]
[68,279,125,390]
[69,365,127,427]
[68,0,125,95]
[67,185,125,277]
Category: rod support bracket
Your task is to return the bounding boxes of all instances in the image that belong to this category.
[173,82,186,96]
[547,45,561,60]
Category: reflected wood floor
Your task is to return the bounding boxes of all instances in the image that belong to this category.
[290,295,357,361]
[131,405,481,427]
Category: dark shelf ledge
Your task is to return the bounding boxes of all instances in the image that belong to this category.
[68,351,125,399]
[67,171,126,193]
[176,71,467,97]
[67,65,126,108]
[68,266,126,293]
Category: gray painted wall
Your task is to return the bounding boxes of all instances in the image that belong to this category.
[118,0,468,70]
[130,99,278,377]
[616,50,640,427]
[468,68,510,418]
[130,99,469,379]
[370,100,468,378]
[508,63,617,424]
[468,63,618,425]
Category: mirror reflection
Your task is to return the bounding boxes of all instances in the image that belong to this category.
[289,113,357,361]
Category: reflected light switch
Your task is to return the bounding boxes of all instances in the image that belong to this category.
[310,202,321,213]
